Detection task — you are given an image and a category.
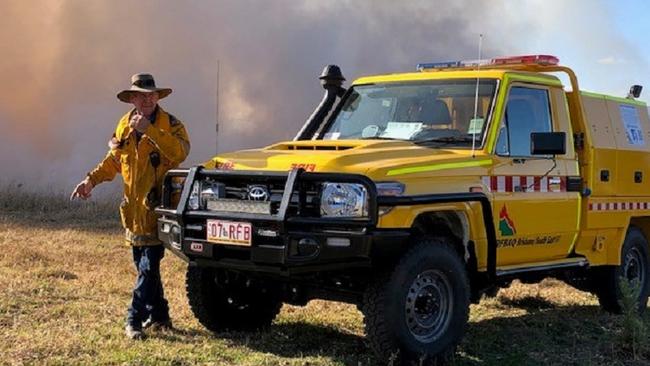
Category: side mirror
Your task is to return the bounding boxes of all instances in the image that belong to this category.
[629,85,643,99]
[530,132,566,155]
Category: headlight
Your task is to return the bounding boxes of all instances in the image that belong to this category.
[188,181,201,210]
[188,181,225,210]
[200,181,225,208]
[320,183,368,217]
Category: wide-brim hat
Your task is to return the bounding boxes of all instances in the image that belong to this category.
[117,73,172,103]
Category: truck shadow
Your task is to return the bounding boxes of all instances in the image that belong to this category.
[220,321,375,365]
[456,303,631,366]
[497,294,557,310]
[217,303,635,366]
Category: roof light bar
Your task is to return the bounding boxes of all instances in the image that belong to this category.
[492,55,559,66]
[416,54,560,71]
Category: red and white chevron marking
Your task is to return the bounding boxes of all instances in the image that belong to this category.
[589,202,650,211]
[481,176,567,193]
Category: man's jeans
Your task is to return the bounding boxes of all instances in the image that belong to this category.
[126,245,170,327]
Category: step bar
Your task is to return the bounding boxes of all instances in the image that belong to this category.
[496,258,589,278]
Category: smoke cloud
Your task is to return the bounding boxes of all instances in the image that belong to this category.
[0,0,646,196]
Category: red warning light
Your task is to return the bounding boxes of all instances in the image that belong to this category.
[417,54,560,71]
[491,55,559,66]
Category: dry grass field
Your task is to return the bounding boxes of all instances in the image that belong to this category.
[1,185,649,365]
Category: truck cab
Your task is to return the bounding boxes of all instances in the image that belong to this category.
[156,55,650,364]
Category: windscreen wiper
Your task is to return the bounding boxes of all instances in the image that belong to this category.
[360,136,403,140]
[416,136,478,144]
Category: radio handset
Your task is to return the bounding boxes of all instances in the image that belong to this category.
[147,151,162,210]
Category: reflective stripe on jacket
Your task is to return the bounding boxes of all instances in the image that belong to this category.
[87,106,190,246]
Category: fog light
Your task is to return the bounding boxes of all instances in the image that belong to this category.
[297,238,320,257]
[170,225,181,250]
[326,237,350,247]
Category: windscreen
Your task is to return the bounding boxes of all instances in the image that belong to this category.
[322,79,498,147]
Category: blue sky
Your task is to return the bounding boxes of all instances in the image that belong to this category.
[548,1,650,102]
[612,0,650,79]
[603,1,650,101]
[612,1,650,41]
[412,0,650,103]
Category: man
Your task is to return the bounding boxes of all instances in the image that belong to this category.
[71,73,190,340]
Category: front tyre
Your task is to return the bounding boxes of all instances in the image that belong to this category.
[362,237,470,364]
[186,266,282,332]
[594,227,650,314]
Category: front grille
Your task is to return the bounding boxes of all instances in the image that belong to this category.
[278,144,355,151]
[201,178,321,217]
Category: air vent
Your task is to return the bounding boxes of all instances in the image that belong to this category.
[275,144,355,151]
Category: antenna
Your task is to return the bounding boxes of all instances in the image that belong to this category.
[471,34,483,158]
[215,59,220,155]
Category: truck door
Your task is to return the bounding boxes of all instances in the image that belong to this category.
[489,83,580,266]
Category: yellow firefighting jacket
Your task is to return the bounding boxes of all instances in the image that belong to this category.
[87,106,190,246]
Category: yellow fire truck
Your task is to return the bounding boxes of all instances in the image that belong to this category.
[156,55,650,364]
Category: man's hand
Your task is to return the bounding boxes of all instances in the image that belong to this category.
[129,111,151,133]
[70,178,94,200]
[108,136,120,150]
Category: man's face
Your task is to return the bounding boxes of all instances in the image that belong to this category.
[130,92,159,117]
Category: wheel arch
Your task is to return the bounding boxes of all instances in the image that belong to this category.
[378,193,497,285]
[629,217,650,245]
[407,205,494,302]
[411,210,471,264]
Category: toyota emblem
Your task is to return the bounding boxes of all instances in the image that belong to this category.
[247,185,270,201]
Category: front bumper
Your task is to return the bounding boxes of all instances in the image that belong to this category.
[158,216,410,275]
[156,167,409,275]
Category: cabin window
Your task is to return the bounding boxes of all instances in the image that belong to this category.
[496,86,552,157]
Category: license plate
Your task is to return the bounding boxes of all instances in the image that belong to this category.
[206,219,252,246]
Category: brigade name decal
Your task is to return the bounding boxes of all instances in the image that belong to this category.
[497,235,561,248]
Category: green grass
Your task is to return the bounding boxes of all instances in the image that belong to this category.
[1,188,649,365]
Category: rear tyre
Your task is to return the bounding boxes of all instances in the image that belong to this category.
[186,266,282,331]
[362,237,470,365]
[594,227,650,314]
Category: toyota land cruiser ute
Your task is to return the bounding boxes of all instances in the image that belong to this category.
[156,55,650,364]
